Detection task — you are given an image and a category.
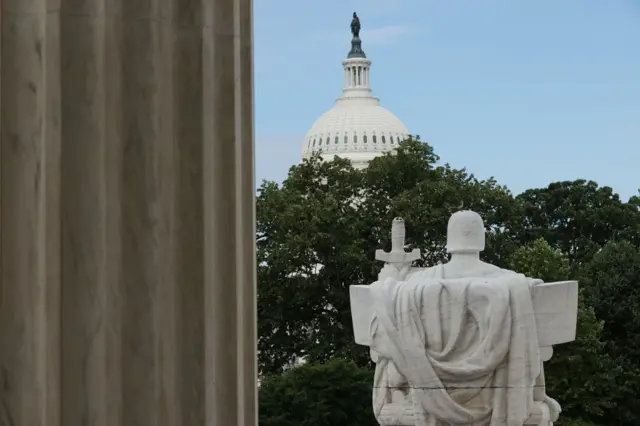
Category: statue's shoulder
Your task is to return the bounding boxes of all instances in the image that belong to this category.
[480,262,516,276]
[410,262,516,280]
[405,262,522,281]
[405,264,443,281]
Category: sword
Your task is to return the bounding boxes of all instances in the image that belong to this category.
[375,217,421,269]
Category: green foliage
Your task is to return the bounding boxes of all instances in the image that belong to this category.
[508,239,621,423]
[508,238,571,282]
[544,299,622,421]
[363,137,519,267]
[258,359,376,426]
[257,153,372,372]
[580,241,640,425]
[513,180,640,267]
[257,137,519,373]
[257,140,384,370]
[582,241,640,361]
[555,420,600,426]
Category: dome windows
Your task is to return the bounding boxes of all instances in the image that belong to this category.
[302,118,409,162]
[308,130,415,148]
[303,130,412,148]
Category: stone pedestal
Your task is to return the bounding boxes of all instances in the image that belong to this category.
[0,0,256,425]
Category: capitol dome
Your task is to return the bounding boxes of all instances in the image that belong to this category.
[301,19,410,169]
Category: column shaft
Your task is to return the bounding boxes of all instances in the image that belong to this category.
[0,0,256,424]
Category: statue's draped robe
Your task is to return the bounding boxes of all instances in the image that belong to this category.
[351,18,360,36]
[370,265,541,426]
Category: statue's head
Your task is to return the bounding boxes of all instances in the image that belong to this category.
[446,210,485,253]
[353,12,357,18]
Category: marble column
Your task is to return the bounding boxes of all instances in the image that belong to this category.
[0,0,257,425]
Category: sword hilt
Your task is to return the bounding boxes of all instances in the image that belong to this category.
[375,217,421,265]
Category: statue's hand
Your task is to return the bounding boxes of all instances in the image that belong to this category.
[378,264,399,281]
[397,264,411,281]
[378,264,411,281]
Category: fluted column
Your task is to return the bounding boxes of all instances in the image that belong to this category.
[0,0,256,425]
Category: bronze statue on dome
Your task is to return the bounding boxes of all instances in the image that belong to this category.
[351,12,361,38]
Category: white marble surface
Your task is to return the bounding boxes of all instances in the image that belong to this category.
[531,281,578,347]
[350,211,578,426]
[351,279,578,349]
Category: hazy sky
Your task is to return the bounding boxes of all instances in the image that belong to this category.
[255,0,640,200]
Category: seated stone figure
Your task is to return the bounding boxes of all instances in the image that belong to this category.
[352,211,576,426]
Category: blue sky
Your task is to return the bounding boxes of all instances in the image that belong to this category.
[255,0,640,201]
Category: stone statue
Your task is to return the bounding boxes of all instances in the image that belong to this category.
[351,12,361,38]
[350,211,579,426]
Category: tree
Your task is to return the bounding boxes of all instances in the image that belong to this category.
[259,359,376,426]
[508,238,622,425]
[580,241,640,426]
[582,240,640,361]
[257,154,371,372]
[256,138,637,424]
[512,180,640,267]
[257,137,520,373]
[559,421,600,426]
[508,238,570,282]
[362,137,520,268]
